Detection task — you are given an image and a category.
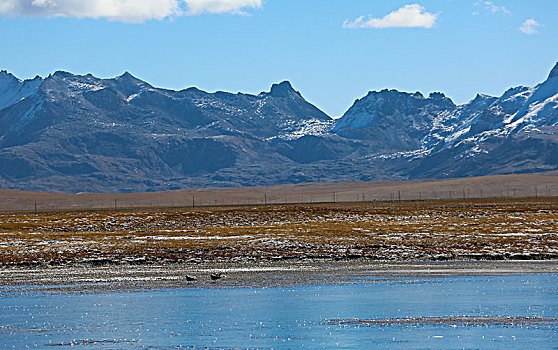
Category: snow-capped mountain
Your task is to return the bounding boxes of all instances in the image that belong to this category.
[335,63,558,152]
[333,89,457,152]
[0,63,556,192]
[333,63,558,177]
[0,70,337,192]
[0,71,43,112]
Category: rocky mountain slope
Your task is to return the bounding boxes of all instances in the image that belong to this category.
[333,63,558,178]
[0,63,556,193]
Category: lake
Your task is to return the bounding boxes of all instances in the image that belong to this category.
[1,274,557,349]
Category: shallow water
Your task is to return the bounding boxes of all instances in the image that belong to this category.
[1,275,557,349]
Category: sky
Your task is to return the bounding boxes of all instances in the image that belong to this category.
[1,0,557,117]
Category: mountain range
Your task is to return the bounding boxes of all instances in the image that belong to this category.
[0,63,557,193]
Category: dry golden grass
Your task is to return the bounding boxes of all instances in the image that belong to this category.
[1,173,557,212]
[0,198,556,266]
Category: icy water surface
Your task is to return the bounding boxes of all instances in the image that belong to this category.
[1,274,557,349]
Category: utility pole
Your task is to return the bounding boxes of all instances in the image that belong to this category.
[398,190,401,202]
[264,193,267,205]
[192,195,195,208]
[34,200,37,214]
[114,198,117,209]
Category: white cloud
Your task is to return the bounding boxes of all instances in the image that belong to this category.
[474,1,511,15]
[519,18,542,35]
[0,0,262,22]
[343,4,438,29]
[185,0,261,15]
[0,0,181,22]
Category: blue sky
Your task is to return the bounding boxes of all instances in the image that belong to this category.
[1,0,557,116]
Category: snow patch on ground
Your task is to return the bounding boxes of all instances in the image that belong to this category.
[68,81,106,96]
[268,119,335,141]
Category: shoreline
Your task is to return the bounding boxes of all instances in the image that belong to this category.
[1,259,556,293]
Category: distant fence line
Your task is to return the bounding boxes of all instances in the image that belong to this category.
[12,185,557,213]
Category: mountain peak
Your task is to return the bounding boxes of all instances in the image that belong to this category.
[548,62,558,79]
[0,70,18,81]
[0,70,43,85]
[470,93,495,104]
[428,92,446,99]
[0,70,43,112]
[474,93,492,99]
[52,70,74,78]
[118,71,136,80]
[268,81,299,97]
[115,71,148,87]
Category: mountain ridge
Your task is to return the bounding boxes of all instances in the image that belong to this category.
[0,63,557,193]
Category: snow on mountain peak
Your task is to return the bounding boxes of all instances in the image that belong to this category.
[0,70,43,112]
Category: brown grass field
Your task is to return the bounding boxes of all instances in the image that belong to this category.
[0,196,556,267]
[1,173,557,212]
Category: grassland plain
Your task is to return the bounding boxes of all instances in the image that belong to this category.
[1,197,557,265]
[0,196,556,291]
[1,173,557,212]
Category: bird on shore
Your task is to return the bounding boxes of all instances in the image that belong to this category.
[185,275,196,281]
[210,273,224,281]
